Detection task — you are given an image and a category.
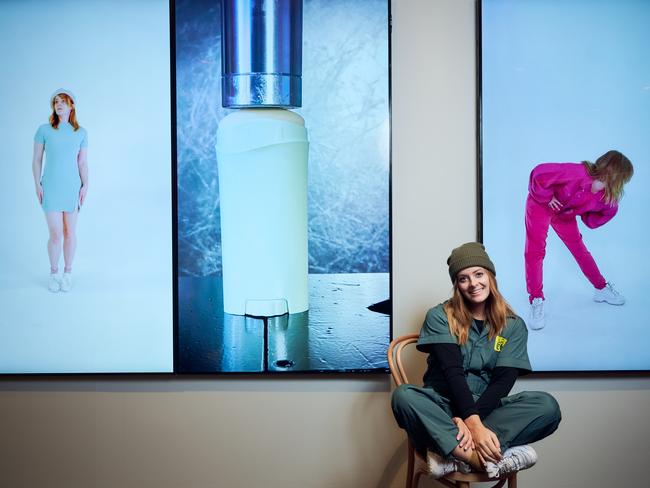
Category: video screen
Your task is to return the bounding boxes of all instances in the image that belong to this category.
[0,0,173,373]
[481,0,649,371]
[0,0,390,375]
[175,0,391,373]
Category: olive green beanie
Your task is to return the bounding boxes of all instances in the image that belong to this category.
[447,242,496,282]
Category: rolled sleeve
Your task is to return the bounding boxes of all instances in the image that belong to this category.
[494,317,532,372]
[417,304,457,351]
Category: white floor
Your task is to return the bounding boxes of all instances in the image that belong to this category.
[492,231,649,372]
[0,190,173,374]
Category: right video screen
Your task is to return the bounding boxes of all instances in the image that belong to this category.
[480,0,649,371]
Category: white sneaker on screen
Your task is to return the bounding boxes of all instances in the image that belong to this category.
[528,298,545,330]
[48,273,60,293]
[60,272,72,292]
[593,282,625,305]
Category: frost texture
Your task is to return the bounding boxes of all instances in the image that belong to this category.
[176,0,389,276]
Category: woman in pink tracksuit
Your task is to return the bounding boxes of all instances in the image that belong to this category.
[524,150,633,330]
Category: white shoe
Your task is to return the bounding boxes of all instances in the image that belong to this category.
[593,282,624,305]
[426,451,471,478]
[60,272,72,292]
[485,445,538,479]
[48,273,60,292]
[528,298,545,330]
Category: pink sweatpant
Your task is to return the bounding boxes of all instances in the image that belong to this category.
[524,195,606,302]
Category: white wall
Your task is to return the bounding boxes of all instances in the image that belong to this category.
[0,1,649,487]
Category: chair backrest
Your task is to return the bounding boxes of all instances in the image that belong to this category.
[387,333,419,386]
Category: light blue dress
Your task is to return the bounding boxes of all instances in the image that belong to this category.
[34,122,88,212]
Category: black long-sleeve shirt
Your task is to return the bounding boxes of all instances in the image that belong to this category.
[430,342,518,419]
[417,306,532,419]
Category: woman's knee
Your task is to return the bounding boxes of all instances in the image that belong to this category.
[527,391,562,423]
[63,227,76,240]
[391,384,417,413]
[49,230,63,244]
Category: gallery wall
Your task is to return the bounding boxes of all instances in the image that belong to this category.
[0,1,648,487]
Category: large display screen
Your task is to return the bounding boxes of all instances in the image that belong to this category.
[0,0,173,373]
[175,0,391,373]
[0,0,390,375]
[480,0,649,371]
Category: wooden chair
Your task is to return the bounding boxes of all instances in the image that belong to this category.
[387,334,518,488]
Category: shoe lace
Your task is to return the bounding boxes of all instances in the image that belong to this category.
[606,282,620,296]
[498,449,534,474]
[500,454,522,471]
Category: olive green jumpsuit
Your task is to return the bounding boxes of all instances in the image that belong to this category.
[392,304,561,456]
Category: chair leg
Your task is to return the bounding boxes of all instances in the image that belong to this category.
[507,473,517,488]
[412,470,423,488]
[406,447,415,488]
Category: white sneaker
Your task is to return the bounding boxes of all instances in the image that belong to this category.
[48,273,60,293]
[528,298,545,330]
[593,282,625,305]
[60,272,72,292]
[426,451,471,478]
[485,445,538,479]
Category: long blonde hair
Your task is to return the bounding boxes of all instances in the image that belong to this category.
[443,270,515,345]
[49,93,80,131]
[583,150,633,204]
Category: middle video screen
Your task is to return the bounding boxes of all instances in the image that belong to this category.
[175,0,391,373]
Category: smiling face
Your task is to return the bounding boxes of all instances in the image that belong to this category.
[456,266,491,309]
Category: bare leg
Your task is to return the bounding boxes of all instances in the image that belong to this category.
[44,212,64,272]
[452,445,484,472]
[62,210,79,272]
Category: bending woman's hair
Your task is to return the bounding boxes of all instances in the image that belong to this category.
[582,150,633,204]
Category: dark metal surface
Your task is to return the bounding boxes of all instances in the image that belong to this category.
[178,276,265,372]
[178,273,389,373]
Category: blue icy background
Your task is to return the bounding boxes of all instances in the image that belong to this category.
[176,0,390,276]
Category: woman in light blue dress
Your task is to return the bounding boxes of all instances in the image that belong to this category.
[31,89,88,292]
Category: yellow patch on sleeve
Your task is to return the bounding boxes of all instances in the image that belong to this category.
[494,336,507,352]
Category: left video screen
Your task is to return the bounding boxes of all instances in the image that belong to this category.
[0,0,174,373]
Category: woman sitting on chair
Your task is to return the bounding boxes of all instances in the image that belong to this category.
[392,242,561,479]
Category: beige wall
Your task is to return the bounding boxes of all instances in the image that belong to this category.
[1,1,649,487]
